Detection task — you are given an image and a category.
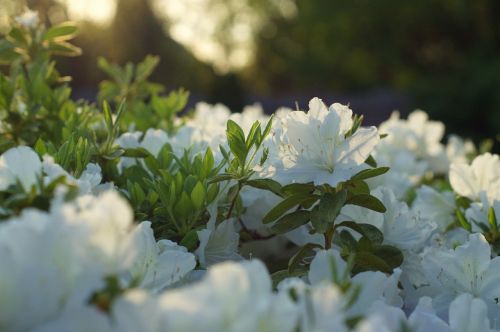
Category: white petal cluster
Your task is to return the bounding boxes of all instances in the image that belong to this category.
[0,146,42,192]
[420,233,500,322]
[450,153,500,203]
[369,110,472,198]
[267,97,379,187]
[0,191,195,331]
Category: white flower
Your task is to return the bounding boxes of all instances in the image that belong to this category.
[159,260,297,332]
[348,269,403,317]
[367,150,427,199]
[302,282,349,332]
[240,186,281,234]
[308,249,403,317]
[407,294,493,332]
[195,218,241,267]
[408,297,451,332]
[43,156,103,195]
[422,233,500,319]
[0,146,42,192]
[33,300,111,332]
[448,293,492,332]
[308,249,348,285]
[269,97,379,187]
[278,277,348,332]
[184,102,230,148]
[229,103,270,134]
[466,198,500,234]
[446,134,475,165]
[112,290,167,332]
[141,128,169,157]
[15,9,39,28]
[450,153,500,203]
[378,110,445,165]
[0,209,102,331]
[339,187,436,252]
[120,221,196,292]
[356,301,407,332]
[412,185,456,232]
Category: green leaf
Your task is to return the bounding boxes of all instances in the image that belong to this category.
[365,155,377,167]
[262,116,274,142]
[271,268,307,289]
[347,194,386,213]
[263,193,317,224]
[135,55,160,83]
[34,139,48,156]
[288,243,323,274]
[271,210,311,234]
[246,121,261,149]
[43,23,78,41]
[346,180,370,196]
[174,192,192,221]
[336,221,384,245]
[190,181,206,209]
[281,183,315,196]
[113,99,127,131]
[226,120,247,166]
[122,147,151,158]
[311,190,347,234]
[489,206,498,233]
[456,208,471,231]
[337,230,358,251]
[351,167,390,181]
[102,148,125,160]
[0,40,17,63]
[246,178,283,197]
[203,148,215,174]
[179,229,199,251]
[206,184,219,204]
[47,41,82,56]
[354,251,392,273]
[102,101,113,132]
[7,27,28,45]
[373,245,404,269]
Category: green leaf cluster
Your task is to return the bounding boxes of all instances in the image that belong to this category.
[98,56,188,133]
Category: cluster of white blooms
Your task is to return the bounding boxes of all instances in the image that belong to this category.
[2,96,500,331]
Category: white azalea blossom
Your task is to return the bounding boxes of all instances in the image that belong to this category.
[268,97,379,187]
[34,301,112,332]
[408,297,451,332]
[466,198,500,234]
[0,146,42,192]
[195,218,241,267]
[15,9,39,28]
[356,302,407,332]
[120,221,196,292]
[308,249,403,317]
[377,110,446,168]
[446,134,475,165]
[42,155,104,195]
[159,260,298,332]
[112,290,167,332]
[449,293,493,332]
[278,277,349,332]
[422,233,500,320]
[367,150,427,199]
[412,185,456,232]
[339,187,436,251]
[450,153,500,203]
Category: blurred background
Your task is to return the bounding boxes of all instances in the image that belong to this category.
[1,0,499,143]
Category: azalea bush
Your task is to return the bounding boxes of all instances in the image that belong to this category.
[1,11,500,332]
